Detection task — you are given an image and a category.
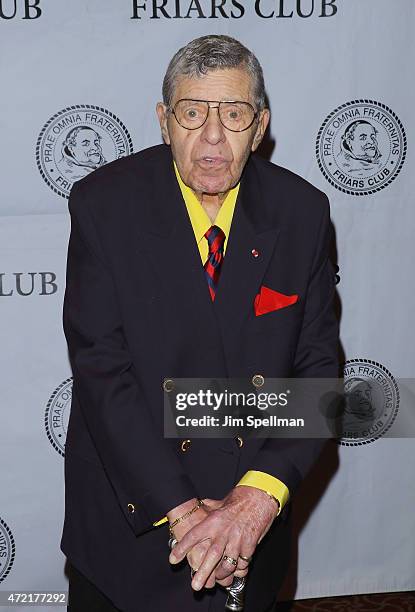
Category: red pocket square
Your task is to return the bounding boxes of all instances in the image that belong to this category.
[254,285,299,316]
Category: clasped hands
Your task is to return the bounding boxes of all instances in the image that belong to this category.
[167,486,279,591]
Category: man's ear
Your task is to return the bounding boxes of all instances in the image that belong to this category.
[251,108,270,152]
[156,102,171,145]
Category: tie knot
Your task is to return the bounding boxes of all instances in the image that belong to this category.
[204,225,226,253]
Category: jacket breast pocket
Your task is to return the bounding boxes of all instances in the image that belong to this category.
[251,299,303,334]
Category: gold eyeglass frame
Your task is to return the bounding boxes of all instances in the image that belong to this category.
[167,98,259,132]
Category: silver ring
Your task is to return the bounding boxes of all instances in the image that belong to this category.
[222,554,238,567]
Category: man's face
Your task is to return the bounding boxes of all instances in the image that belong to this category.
[69,128,102,165]
[348,124,379,160]
[156,68,269,195]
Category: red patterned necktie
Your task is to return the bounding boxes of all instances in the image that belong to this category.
[204,225,226,301]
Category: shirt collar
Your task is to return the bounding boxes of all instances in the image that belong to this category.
[173,160,240,250]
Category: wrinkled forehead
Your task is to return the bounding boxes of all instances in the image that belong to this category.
[171,67,255,105]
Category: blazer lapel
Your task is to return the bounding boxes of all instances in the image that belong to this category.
[135,147,225,370]
[213,155,281,336]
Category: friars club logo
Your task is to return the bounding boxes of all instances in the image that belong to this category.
[45,378,72,456]
[0,517,15,583]
[316,100,406,195]
[339,359,399,446]
[36,105,133,198]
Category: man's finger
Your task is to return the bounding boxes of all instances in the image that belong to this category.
[214,524,249,580]
[233,567,249,578]
[203,567,217,589]
[236,557,250,570]
[169,524,206,564]
[216,552,250,580]
[215,548,239,580]
[239,542,257,563]
[191,539,226,591]
[186,540,210,572]
[215,574,234,588]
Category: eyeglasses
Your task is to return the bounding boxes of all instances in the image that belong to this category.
[168,99,258,132]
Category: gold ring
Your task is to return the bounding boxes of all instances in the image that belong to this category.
[239,554,252,563]
[222,555,238,567]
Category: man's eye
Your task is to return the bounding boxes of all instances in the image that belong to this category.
[185,108,200,119]
[227,109,242,119]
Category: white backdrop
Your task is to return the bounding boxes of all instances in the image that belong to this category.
[1,0,415,605]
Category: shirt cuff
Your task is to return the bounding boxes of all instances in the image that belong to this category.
[235,470,290,516]
[152,516,168,527]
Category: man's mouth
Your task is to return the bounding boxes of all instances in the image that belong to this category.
[197,156,229,168]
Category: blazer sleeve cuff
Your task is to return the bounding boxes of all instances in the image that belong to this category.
[141,473,199,526]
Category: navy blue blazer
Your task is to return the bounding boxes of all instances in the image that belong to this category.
[61,144,339,612]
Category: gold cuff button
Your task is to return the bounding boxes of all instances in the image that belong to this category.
[127,503,135,513]
[163,378,175,392]
[252,373,265,387]
[180,439,191,452]
[235,435,244,448]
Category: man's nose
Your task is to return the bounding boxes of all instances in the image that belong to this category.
[200,106,226,144]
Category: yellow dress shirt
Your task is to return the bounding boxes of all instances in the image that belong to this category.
[152,162,290,527]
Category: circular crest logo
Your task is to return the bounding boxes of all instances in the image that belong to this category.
[316,100,406,195]
[36,105,133,198]
[0,517,15,583]
[45,378,72,456]
[339,359,399,446]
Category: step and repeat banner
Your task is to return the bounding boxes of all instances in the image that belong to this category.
[1,0,414,606]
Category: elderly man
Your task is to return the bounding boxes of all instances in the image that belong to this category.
[62,35,339,612]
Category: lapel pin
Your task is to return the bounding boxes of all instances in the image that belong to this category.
[251,249,259,258]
